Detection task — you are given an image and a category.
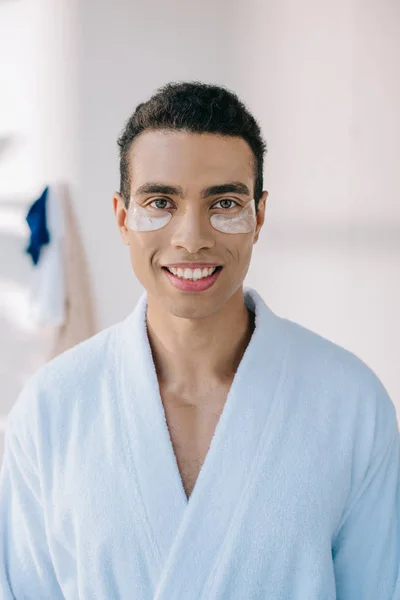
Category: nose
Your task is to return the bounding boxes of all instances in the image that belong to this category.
[170,206,215,254]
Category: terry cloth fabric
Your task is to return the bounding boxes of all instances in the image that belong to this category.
[0,288,399,599]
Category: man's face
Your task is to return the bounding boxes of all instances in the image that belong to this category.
[114,130,267,319]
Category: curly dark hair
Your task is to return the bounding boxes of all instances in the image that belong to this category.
[117,81,267,210]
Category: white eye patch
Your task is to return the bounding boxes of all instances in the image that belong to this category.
[209,199,256,234]
[126,199,257,234]
[126,201,172,231]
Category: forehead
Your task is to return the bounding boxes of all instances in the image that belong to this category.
[129,130,255,190]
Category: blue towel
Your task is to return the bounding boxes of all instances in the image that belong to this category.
[25,187,50,265]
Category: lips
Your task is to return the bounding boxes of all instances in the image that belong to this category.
[163,263,220,270]
[162,265,223,292]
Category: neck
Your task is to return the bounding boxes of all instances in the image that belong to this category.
[146,288,255,391]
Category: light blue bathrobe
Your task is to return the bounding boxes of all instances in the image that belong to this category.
[0,288,399,599]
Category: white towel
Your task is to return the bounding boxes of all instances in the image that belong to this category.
[27,186,66,328]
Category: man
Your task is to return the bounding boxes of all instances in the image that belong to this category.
[0,81,399,599]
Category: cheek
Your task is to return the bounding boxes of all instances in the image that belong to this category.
[128,230,153,250]
[127,232,161,274]
[224,235,254,264]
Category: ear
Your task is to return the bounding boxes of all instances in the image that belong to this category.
[113,192,130,246]
[253,191,268,244]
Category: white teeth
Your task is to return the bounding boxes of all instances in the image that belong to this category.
[193,268,202,280]
[167,266,218,280]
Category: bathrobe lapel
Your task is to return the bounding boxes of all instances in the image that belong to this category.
[118,288,289,598]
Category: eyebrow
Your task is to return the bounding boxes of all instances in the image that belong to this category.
[134,181,251,199]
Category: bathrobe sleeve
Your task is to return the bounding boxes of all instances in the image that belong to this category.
[0,412,63,599]
[332,382,400,599]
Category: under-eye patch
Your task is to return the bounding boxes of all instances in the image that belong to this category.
[126,198,257,234]
[126,201,172,231]
[209,199,256,234]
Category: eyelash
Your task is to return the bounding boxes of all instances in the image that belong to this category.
[148,198,241,210]
[148,198,174,210]
[212,199,240,210]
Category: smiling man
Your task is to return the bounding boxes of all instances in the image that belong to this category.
[1,82,399,599]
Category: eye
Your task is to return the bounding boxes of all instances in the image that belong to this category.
[148,198,173,210]
[212,198,240,210]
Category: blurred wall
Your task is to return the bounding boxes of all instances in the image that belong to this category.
[0,0,79,454]
[1,0,399,441]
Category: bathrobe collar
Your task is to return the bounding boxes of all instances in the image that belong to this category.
[117,286,289,597]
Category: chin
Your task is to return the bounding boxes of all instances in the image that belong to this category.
[160,281,246,320]
[162,294,222,320]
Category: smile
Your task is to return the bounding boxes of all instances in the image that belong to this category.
[162,265,223,292]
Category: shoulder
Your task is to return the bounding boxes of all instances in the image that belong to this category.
[6,319,124,437]
[282,315,375,378]
[280,316,398,442]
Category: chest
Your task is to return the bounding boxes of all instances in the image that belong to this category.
[46,381,348,600]
[161,389,229,499]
